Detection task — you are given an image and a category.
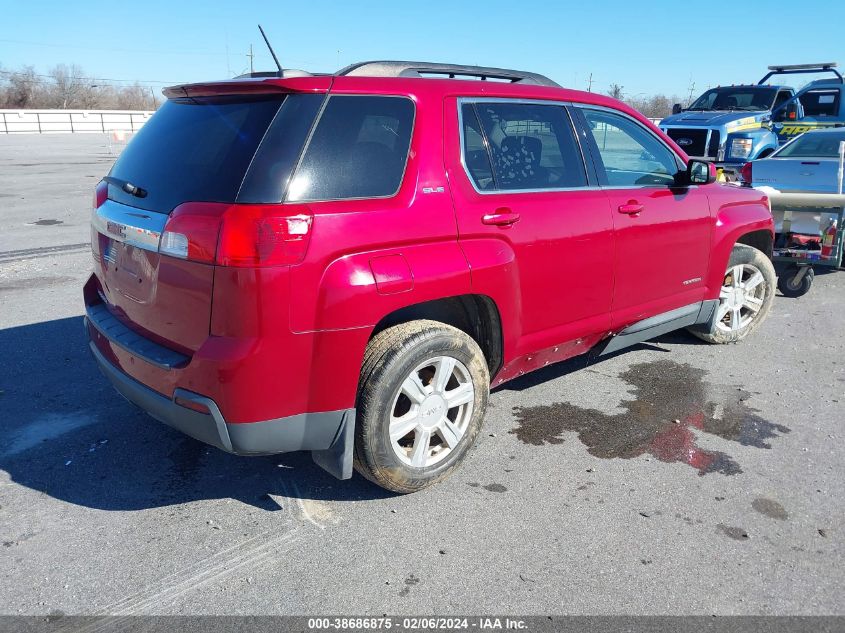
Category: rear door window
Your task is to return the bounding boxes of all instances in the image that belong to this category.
[471,102,586,190]
[799,89,841,117]
[286,96,414,202]
[108,95,286,212]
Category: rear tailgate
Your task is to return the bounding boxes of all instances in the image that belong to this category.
[91,200,213,352]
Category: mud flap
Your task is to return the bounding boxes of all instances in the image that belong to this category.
[311,409,355,480]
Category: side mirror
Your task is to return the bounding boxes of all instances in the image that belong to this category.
[672,103,682,115]
[686,159,717,185]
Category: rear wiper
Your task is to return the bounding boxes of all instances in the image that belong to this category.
[103,176,148,199]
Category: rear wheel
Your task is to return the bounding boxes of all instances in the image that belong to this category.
[353,321,489,493]
[690,244,775,344]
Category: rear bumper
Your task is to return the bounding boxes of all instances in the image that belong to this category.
[86,319,355,478]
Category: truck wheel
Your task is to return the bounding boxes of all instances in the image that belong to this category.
[353,320,489,493]
[689,244,775,344]
[777,264,814,298]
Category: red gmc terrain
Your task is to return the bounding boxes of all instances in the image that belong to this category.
[84,61,776,493]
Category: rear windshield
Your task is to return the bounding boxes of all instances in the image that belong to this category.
[107,95,285,212]
[775,130,845,158]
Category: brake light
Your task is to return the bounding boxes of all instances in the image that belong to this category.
[217,207,312,267]
[93,180,108,209]
[740,162,753,184]
[159,203,313,267]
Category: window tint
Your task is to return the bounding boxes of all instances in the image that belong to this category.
[460,104,495,190]
[287,96,414,202]
[474,102,586,190]
[238,94,325,203]
[581,109,678,186]
[799,89,841,117]
[108,95,284,212]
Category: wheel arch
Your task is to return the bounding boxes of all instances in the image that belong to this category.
[736,229,774,258]
[369,294,504,377]
[706,191,775,296]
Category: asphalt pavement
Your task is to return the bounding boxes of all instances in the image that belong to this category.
[0,134,843,616]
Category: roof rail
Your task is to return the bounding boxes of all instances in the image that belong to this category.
[336,61,561,88]
[758,63,842,85]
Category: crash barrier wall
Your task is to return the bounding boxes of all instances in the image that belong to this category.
[0,110,154,134]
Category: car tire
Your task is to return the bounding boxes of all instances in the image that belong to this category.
[777,264,814,298]
[353,320,489,493]
[689,243,775,344]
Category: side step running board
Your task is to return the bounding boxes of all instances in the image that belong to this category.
[596,300,719,357]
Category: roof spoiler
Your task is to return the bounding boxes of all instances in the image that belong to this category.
[758,63,842,85]
[162,74,330,99]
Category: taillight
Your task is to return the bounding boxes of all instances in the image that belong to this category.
[159,203,313,267]
[159,203,225,264]
[94,180,108,209]
[740,162,753,184]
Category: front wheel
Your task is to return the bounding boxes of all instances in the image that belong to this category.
[689,244,775,344]
[353,321,490,493]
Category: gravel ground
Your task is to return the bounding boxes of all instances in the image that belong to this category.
[0,134,843,616]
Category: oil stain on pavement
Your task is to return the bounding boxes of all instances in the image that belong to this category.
[510,359,789,476]
[752,497,789,520]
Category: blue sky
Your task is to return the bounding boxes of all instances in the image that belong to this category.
[2,0,843,99]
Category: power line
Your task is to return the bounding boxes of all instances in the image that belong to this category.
[0,69,181,86]
[0,37,228,58]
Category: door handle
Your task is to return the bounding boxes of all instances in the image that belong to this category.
[482,209,521,227]
[618,202,644,215]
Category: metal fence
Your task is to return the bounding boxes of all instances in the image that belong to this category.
[0,110,154,134]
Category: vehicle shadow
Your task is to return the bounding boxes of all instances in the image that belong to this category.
[0,316,392,512]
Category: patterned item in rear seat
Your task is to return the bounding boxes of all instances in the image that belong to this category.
[492,135,545,188]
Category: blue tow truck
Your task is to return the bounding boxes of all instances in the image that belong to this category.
[660,63,845,178]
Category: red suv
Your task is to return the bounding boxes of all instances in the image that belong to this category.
[85,61,776,493]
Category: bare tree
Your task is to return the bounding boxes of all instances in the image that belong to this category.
[625,94,684,119]
[0,63,159,110]
[1,66,44,108]
[46,64,98,109]
[607,84,624,100]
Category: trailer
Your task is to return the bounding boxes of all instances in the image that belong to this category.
[769,191,844,296]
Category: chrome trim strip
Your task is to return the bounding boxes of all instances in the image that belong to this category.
[91,199,166,253]
[449,98,707,198]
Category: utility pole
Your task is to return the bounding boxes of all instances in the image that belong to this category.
[587,73,594,92]
[247,44,255,75]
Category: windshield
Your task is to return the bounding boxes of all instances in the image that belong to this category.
[688,87,777,112]
[775,130,845,158]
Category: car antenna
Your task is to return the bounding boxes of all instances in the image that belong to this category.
[258,24,283,77]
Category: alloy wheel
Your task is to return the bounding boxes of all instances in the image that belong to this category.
[715,263,768,334]
[389,356,475,468]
